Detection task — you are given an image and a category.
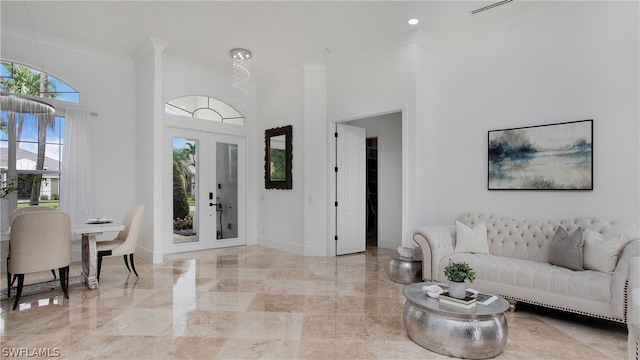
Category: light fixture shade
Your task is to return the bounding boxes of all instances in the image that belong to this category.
[230,48,252,109]
[0,93,55,115]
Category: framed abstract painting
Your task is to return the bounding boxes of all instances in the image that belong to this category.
[488,120,593,190]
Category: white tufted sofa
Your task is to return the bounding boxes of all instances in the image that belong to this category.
[411,212,639,324]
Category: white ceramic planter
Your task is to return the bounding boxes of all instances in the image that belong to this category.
[449,281,468,299]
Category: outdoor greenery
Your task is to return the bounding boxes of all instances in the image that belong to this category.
[444,260,476,283]
[270,148,285,180]
[17,200,57,209]
[173,144,195,196]
[0,175,47,199]
[0,63,58,205]
[173,161,190,220]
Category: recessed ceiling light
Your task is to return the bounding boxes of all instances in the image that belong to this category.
[408,18,419,25]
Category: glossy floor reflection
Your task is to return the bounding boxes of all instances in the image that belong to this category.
[0,246,629,359]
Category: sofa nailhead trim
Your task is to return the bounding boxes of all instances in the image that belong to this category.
[501,295,625,323]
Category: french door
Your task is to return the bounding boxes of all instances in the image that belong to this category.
[166,129,245,253]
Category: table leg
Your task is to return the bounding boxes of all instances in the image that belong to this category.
[81,234,99,289]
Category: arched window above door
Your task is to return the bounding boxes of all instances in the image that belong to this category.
[165,96,244,126]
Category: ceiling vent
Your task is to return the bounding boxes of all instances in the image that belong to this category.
[471,0,514,15]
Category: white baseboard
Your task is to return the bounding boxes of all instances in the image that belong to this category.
[258,236,304,256]
[378,238,400,250]
[304,245,328,257]
[135,244,162,264]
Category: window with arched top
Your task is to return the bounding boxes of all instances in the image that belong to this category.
[0,61,77,209]
[165,96,244,126]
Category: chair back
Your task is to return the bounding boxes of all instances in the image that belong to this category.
[10,205,57,225]
[8,211,71,274]
[112,205,145,256]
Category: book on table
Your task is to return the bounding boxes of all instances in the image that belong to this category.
[433,285,498,306]
[438,292,477,309]
[439,298,477,309]
[439,292,476,304]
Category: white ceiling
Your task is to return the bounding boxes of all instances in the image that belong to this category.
[1,1,579,81]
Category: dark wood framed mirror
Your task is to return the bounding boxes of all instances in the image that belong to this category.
[265,125,293,189]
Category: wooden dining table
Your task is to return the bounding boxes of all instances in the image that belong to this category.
[1,221,124,290]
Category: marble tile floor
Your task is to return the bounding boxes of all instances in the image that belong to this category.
[0,245,629,359]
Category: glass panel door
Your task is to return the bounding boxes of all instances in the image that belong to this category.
[208,135,244,249]
[167,130,244,254]
[172,137,198,246]
[215,142,238,240]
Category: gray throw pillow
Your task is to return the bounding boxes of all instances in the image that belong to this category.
[549,226,584,271]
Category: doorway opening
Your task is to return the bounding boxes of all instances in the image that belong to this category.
[335,112,402,255]
[366,138,378,246]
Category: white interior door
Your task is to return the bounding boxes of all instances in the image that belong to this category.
[166,129,245,254]
[336,123,366,255]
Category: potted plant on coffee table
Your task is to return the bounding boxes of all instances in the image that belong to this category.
[444,259,476,299]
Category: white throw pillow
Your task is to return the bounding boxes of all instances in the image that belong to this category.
[583,229,628,274]
[454,221,490,254]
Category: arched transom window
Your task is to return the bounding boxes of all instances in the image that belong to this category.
[165,96,244,126]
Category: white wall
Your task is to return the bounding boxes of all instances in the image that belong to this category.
[257,69,306,253]
[416,1,639,225]
[348,112,402,250]
[303,63,329,256]
[327,1,639,235]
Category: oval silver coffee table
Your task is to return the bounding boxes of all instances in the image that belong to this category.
[402,282,510,359]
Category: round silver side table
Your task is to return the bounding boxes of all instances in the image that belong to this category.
[402,282,510,359]
[388,251,422,284]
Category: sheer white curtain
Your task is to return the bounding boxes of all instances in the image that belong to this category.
[60,108,94,223]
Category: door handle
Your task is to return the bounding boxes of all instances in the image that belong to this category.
[209,203,217,207]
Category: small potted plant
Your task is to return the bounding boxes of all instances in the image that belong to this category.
[444,259,476,299]
[1,177,17,231]
[1,177,21,199]
[1,175,48,231]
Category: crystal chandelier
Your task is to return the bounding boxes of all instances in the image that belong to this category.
[230,48,252,109]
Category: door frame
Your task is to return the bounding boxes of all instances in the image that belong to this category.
[328,104,410,257]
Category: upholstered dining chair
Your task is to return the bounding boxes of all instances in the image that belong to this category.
[7,206,58,289]
[9,205,57,224]
[96,205,145,282]
[8,211,71,310]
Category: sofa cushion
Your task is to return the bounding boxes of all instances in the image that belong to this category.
[442,253,612,304]
[549,226,584,271]
[455,221,490,254]
[583,229,628,274]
